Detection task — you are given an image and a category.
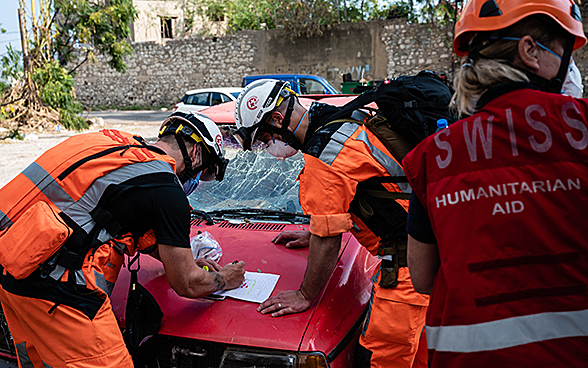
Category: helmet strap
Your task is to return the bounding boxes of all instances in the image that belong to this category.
[175,134,200,184]
[471,34,576,95]
[517,35,575,94]
[275,96,303,150]
[546,35,575,94]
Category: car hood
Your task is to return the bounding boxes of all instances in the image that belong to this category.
[111,219,377,354]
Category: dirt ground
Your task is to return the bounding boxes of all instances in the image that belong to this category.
[0,110,170,187]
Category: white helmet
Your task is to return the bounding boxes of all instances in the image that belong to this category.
[233,79,298,150]
[159,111,228,181]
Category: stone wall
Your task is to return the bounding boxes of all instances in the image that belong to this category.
[74,17,588,108]
[74,19,459,108]
[74,34,261,107]
[382,22,456,79]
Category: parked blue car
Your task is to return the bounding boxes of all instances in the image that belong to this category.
[242,74,340,95]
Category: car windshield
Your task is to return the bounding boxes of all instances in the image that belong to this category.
[188,147,305,215]
[230,92,241,99]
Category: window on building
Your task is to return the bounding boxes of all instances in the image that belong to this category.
[161,17,173,39]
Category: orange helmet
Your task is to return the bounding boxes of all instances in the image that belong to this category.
[453,0,587,57]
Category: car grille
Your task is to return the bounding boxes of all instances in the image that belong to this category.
[191,219,286,232]
[217,221,286,231]
[133,334,226,368]
[0,305,16,358]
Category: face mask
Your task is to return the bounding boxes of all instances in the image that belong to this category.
[265,139,298,161]
[182,171,202,196]
[562,59,584,98]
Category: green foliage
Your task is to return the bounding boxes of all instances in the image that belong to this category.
[205,0,226,22]
[225,0,276,32]
[276,0,335,37]
[373,1,415,21]
[2,128,24,140]
[31,61,87,130]
[0,45,24,82]
[0,80,9,95]
[189,0,462,37]
[53,0,137,73]
[413,0,461,26]
[0,1,137,131]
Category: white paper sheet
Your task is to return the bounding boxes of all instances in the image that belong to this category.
[213,271,280,303]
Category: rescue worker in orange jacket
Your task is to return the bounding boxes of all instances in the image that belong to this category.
[233,80,429,368]
[402,0,588,367]
[0,112,245,367]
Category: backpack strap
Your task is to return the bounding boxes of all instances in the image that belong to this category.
[322,89,378,123]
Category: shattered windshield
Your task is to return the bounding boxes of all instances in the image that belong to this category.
[188,148,305,214]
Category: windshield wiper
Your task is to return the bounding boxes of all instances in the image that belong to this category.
[193,208,309,224]
[191,209,215,225]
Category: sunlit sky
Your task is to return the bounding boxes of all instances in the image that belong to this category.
[0,0,23,57]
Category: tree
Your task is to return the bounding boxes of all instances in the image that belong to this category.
[1,0,137,136]
[190,0,464,37]
[274,0,336,38]
[52,0,137,74]
[414,0,462,26]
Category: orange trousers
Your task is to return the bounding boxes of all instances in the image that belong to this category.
[359,278,428,368]
[0,284,133,368]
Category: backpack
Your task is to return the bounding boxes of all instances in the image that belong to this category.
[326,70,457,163]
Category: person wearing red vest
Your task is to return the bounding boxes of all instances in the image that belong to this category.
[403,0,588,367]
[0,112,245,367]
[232,80,429,368]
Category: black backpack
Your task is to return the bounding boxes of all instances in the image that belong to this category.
[326,70,456,162]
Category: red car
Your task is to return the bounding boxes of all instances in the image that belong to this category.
[111,146,379,367]
[0,95,380,368]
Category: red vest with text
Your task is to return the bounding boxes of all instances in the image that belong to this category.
[403,87,588,367]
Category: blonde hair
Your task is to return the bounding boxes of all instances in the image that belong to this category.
[452,15,568,117]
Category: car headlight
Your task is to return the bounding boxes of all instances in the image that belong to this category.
[219,347,328,368]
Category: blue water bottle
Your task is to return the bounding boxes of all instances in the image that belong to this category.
[436,118,448,132]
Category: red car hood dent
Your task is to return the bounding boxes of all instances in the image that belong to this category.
[111,222,378,355]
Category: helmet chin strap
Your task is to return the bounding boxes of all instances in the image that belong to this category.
[175,135,201,184]
[546,35,575,94]
[273,96,303,151]
[522,35,575,94]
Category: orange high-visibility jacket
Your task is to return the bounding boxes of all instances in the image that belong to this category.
[0,130,177,287]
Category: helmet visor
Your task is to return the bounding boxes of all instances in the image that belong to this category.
[233,126,258,151]
[199,157,229,182]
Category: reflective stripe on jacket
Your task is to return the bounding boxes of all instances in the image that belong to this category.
[301,122,409,241]
[403,87,588,366]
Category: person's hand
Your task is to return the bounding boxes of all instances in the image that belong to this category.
[219,261,245,290]
[257,290,311,317]
[272,230,310,248]
[195,258,221,272]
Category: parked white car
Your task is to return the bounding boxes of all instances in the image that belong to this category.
[173,87,243,113]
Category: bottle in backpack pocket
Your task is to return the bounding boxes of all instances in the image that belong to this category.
[436,118,448,132]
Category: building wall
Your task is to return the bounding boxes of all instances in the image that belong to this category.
[132,0,227,44]
[74,19,456,107]
[73,17,587,108]
[75,34,259,107]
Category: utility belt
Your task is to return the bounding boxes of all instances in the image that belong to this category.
[376,237,407,289]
